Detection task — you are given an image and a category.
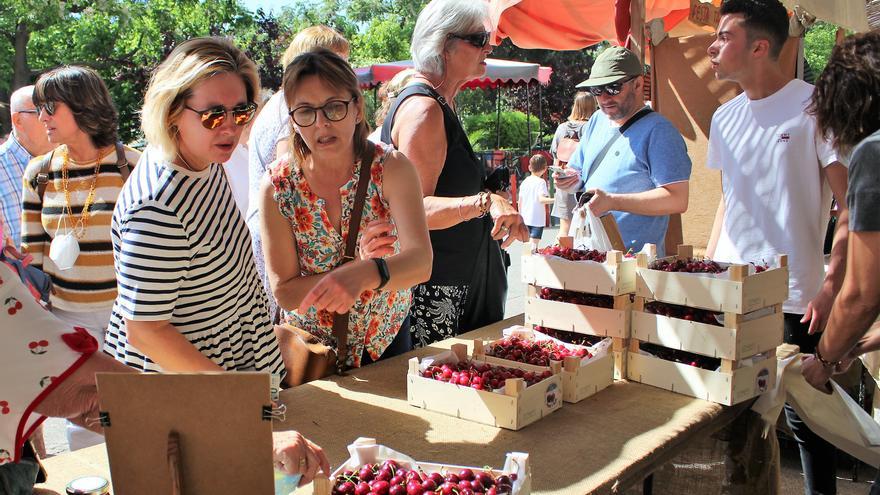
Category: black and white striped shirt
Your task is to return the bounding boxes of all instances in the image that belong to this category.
[103,147,283,376]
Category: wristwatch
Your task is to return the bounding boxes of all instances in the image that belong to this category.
[372,258,390,290]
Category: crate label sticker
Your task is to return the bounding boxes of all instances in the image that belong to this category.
[756,368,770,393]
[544,382,561,408]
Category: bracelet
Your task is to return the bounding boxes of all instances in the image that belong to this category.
[477,191,491,218]
[372,258,390,290]
[457,197,468,221]
[814,345,841,369]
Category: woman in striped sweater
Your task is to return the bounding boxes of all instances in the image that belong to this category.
[21,66,140,342]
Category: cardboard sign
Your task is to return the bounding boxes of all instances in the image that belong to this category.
[96,373,275,495]
[689,0,721,27]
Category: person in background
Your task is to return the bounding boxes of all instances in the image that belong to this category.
[247,25,351,322]
[0,86,52,249]
[381,0,528,348]
[549,91,593,239]
[21,67,140,342]
[518,154,552,252]
[554,46,691,257]
[704,1,851,493]
[224,88,274,216]
[368,69,418,143]
[261,49,431,369]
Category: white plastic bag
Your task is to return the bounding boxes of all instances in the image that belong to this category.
[569,204,614,252]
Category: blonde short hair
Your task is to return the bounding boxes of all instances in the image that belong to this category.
[569,92,595,122]
[141,37,259,162]
[280,25,350,68]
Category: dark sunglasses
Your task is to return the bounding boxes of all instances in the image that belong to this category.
[36,101,57,116]
[289,97,355,127]
[184,102,258,130]
[587,76,638,97]
[448,31,491,48]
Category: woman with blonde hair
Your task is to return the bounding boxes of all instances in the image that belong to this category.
[550,91,594,238]
[103,36,329,482]
[261,49,431,371]
[381,0,528,347]
[247,25,350,321]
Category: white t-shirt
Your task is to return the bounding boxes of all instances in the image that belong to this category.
[707,79,840,314]
[104,147,284,376]
[518,175,549,227]
[224,143,250,217]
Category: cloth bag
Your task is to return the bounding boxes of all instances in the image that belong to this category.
[275,144,375,387]
[568,204,614,252]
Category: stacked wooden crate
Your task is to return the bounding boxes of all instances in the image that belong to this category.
[626,245,789,405]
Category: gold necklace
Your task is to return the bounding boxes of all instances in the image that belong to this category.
[61,145,103,240]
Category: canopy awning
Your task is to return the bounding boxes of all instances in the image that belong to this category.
[355,58,553,89]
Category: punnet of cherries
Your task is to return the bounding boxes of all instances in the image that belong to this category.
[485,335,590,367]
[639,342,721,371]
[648,257,727,273]
[422,361,553,391]
[331,459,517,495]
[537,287,613,309]
[644,301,722,326]
[534,326,606,347]
[537,246,607,263]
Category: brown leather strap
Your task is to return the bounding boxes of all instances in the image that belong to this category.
[332,142,376,374]
[35,149,55,200]
[115,142,131,182]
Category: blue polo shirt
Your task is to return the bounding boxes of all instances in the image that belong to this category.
[568,108,691,256]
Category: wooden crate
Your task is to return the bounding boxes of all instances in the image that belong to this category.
[524,285,631,339]
[407,344,563,430]
[631,298,784,361]
[521,250,640,296]
[636,245,789,314]
[625,346,777,406]
[312,437,531,495]
[473,338,613,404]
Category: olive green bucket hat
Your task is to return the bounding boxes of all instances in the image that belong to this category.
[576,46,644,88]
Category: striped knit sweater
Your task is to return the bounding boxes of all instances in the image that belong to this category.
[21,144,140,313]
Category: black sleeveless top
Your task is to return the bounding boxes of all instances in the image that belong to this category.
[381,83,495,286]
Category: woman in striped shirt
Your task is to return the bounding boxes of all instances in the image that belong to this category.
[21,66,139,342]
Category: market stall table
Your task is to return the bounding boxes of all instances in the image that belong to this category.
[36,316,752,494]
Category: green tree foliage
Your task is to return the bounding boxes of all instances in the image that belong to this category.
[463,110,543,151]
[804,21,838,76]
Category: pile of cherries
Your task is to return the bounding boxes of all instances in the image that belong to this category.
[639,342,721,370]
[648,258,726,273]
[534,326,606,347]
[644,301,722,326]
[331,459,517,495]
[751,262,770,273]
[485,336,590,367]
[537,246,607,263]
[538,287,613,309]
[422,361,552,391]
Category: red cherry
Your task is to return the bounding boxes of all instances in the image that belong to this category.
[7,308,15,315]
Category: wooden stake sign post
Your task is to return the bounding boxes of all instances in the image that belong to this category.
[96,373,276,494]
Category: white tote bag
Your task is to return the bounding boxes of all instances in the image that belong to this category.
[569,205,614,252]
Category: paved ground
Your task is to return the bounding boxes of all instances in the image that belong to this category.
[40,226,877,493]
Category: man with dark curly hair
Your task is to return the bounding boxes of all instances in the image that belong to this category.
[705,1,851,493]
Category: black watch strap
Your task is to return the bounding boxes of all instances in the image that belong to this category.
[372,258,390,290]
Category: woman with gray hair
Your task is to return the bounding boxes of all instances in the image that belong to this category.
[379,0,528,347]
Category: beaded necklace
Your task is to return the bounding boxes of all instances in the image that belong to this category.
[60,145,108,239]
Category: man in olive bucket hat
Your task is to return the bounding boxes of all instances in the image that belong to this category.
[554,46,691,256]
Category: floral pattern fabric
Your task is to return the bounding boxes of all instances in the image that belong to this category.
[269,143,411,367]
[409,284,469,349]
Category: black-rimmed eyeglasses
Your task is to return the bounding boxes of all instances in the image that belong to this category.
[587,76,639,97]
[448,31,491,49]
[288,97,356,127]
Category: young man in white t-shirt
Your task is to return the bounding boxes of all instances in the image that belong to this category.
[706,1,849,493]
[518,154,552,251]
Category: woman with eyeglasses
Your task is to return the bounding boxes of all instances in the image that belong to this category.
[260,49,431,372]
[380,0,528,348]
[21,67,140,342]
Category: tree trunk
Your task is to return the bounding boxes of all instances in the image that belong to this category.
[2,22,31,136]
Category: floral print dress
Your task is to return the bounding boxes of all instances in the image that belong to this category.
[269,143,411,368]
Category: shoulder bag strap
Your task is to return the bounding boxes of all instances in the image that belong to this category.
[35,149,56,201]
[331,142,377,374]
[581,107,654,184]
[114,142,131,182]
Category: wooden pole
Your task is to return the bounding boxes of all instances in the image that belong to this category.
[630,0,646,64]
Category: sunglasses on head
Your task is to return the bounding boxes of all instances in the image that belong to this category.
[587,75,639,97]
[36,101,57,116]
[184,102,258,130]
[448,31,491,48]
[288,97,356,127]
